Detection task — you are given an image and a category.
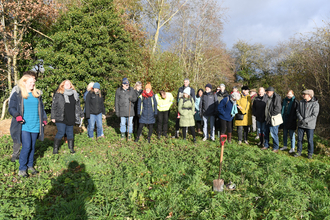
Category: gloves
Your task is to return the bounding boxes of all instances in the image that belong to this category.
[302,120,308,127]
[16,116,24,123]
[43,121,47,126]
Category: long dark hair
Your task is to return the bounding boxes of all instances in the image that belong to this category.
[196,88,204,98]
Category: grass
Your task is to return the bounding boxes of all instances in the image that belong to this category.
[0,114,330,219]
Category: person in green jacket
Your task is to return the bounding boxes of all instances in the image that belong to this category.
[155,90,174,139]
[178,87,196,143]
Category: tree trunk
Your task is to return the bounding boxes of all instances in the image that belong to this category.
[7,57,12,90]
[13,19,18,84]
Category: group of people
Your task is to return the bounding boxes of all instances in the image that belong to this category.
[8,73,319,177]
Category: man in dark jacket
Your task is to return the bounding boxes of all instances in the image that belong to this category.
[252,87,268,146]
[115,78,138,140]
[174,78,195,138]
[200,83,218,141]
[215,84,229,138]
[295,89,319,159]
[261,87,282,152]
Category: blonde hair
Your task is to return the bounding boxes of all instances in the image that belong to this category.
[18,75,41,99]
[134,81,142,90]
[87,82,94,91]
[57,80,76,94]
[91,88,102,97]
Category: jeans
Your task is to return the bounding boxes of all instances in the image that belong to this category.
[257,121,266,136]
[19,131,38,170]
[157,111,169,135]
[55,123,74,139]
[120,116,133,133]
[264,124,279,150]
[297,128,314,155]
[203,115,215,139]
[88,113,104,138]
[283,127,295,149]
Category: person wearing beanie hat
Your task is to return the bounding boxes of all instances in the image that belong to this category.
[85,82,106,139]
[215,83,229,138]
[115,78,138,140]
[295,89,319,159]
[261,86,282,152]
[135,82,158,143]
[235,85,252,145]
[174,79,196,138]
[200,83,218,141]
[178,89,196,142]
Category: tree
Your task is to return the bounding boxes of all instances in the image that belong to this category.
[36,0,143,112]
[0,0,58,90]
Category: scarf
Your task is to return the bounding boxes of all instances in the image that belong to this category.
[230,97,238,117]
[142,90,154,98]
[64,88,79,103]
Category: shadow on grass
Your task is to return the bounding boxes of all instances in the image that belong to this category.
[34,161,95,219]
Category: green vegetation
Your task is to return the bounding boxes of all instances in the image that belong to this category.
[1,116,330,219]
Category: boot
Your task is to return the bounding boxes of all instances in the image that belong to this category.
[175,130,179,139]
[217,131,220,139]
[228,133,232,143]
[197,128,201,134]
[148,137,151,143]
[193,137,196,143]
[67,139,75,154]
[128,134,132,141]
[53,138,61,154]
[121,133,125,140]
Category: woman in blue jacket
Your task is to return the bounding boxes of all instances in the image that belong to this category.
[217,92,241,143]
[9,75,47,177]
[135,83,157,143]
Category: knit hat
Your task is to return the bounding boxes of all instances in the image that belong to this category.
[220,84,225,88]
[122,77,129,85]
[265,86,275,92]
[183,87,191,95]
[205,83,212,89]
[93,82,100,89]
[302,89,314,98]
[145,82,152,90]
[241,86,249,91]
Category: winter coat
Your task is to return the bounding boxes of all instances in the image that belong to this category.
[51,92,84,124]
[178,97,195,127]
[265,92,282,124]
[200,91,218,117]
[9,91,47,144]
[296,97,319,129]
[252,95,268,122]
[134,89,143,116]
[177,85,196,104]
[155,92,174,112]
[216,90,229,103]
[281,97,298,130]
[85,91,106,119]
[115,86,138,117]
[194,97,202,121]
[218,97,234,122]
[137,95,158,124]
[235,94,252,126]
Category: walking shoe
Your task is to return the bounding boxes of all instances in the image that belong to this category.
[261,147,268,150]
[255,135,259,140]
[294,152,302,157]
[147,137,151,143]
[193,138,196,143]
[203,137,207,141]
[238,141,242,145]
[280,146,288,151]
[272,149,279,153]
[308,154,313,159]
[289,148,295,153]
[18,170,29,178]
[244,141,249,145]
[134,137,139,142]
[175,131,179,139]
[28,167,39,175]
[211,137,215,142]
[11,155,19,162]
[121,133,125,140]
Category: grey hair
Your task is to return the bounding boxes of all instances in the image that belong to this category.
[184,78,190,82]
[231,92,241,101]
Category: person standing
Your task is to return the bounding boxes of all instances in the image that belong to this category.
[115,78,138,140]
[133,81,143,134]
[155,90,174,138]
[218,92,241,143]
[8,71,37,162]
[280,90,298,153]
[195,89,204,134]
[215,84,229,138]
[83,82,94,135]
[51,80,84,154]
[9,75,47,177]
[200,84,218,141]
[85,82,106,139]
[135,83,158,143]
[178,87,196,142]
[174,78,195,138]
[235,86,252,145]
[261,87,282,152]
[295,90,319,159]
[252,87,268,146]
[250,89,258,134]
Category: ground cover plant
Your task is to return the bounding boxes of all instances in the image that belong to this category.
[0,116,330,219]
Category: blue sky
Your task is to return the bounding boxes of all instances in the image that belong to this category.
[221,0,330,49]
